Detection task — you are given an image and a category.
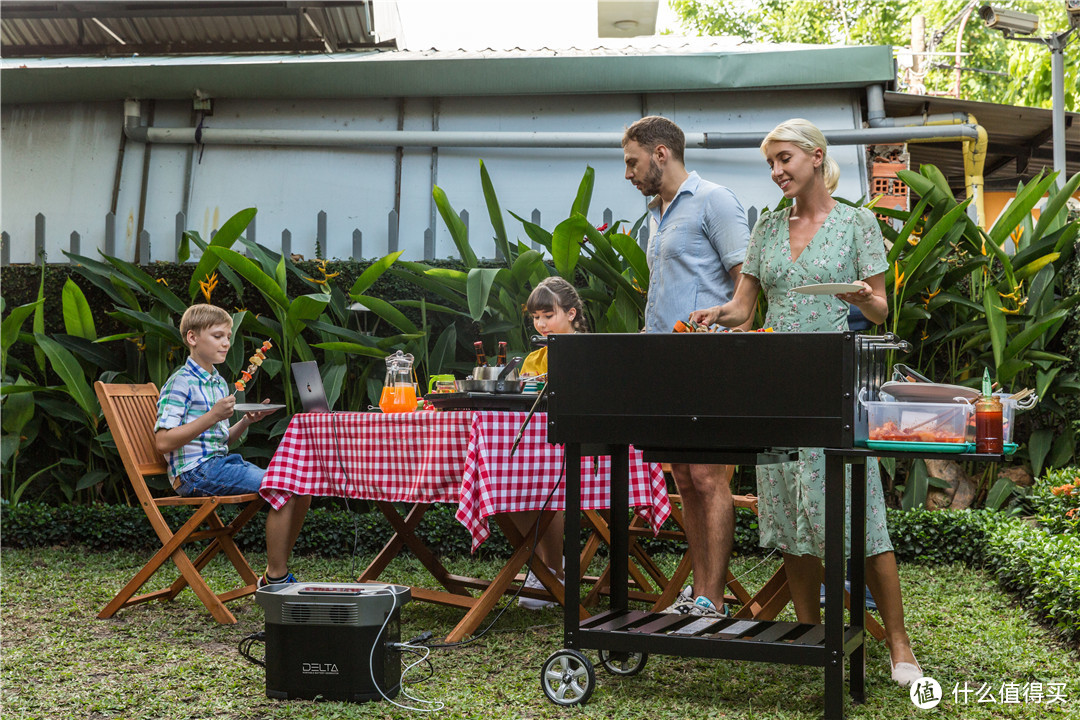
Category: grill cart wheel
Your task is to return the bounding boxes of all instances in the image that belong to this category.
[541,649,595,706]
[597,649,648,676]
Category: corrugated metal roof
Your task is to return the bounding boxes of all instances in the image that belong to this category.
[0,41,897,104]
[0,1,391,56]
[883,91,1080,192]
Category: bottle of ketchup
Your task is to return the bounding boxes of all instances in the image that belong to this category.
[975,368,1003,454]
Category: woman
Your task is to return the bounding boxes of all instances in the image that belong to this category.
[691,118,921,687]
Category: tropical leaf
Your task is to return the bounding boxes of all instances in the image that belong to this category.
[352,294,418,334]
[570,166,595,219]
[186,207,257,300]
[432,186,477,267]
[1032,171,1080,242]
[207,247,289,310]
[34,333,99,425]
[479,160,512,264]
[466,268,500,322]
[61,279,96,340]
[1028,428,1054,477]
[982,287,1006,373]
[349,251,404,297]
[551,216,587,278]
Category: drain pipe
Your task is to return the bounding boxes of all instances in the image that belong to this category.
[866,84,987,227]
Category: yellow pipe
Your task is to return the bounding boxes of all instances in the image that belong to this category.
[904,114,988,228]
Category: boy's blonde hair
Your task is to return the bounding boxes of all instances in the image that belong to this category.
[180,304,232,345]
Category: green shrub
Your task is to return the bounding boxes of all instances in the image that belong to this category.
[885,507,1002,565]
[983,518,1080,646]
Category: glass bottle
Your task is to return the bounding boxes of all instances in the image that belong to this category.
[496,341,507,367]
[975,395,1003,454]
[473,341,487,367]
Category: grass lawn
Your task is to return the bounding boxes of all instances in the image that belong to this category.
[2,547,1077,719]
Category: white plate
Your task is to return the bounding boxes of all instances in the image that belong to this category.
[233,403,285,413]
[791,282,864,295]
[879,382,979,403]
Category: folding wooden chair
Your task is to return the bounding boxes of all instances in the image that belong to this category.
[94,382,265,624]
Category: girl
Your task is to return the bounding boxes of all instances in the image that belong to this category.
[515,276,587,609]
[520,275,588,377]
[691,118,921,687]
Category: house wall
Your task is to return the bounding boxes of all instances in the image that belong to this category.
[1,88,868,264]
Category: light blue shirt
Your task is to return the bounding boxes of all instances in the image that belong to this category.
[644,171,750,334]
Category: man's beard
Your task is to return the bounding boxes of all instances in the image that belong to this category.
[640,158,663,197]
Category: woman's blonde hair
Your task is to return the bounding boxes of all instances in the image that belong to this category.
[761,118,840,194]
[526,276,588,333]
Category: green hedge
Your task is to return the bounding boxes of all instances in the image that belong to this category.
[4,491,1078,645]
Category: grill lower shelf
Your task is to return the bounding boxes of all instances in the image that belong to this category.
[578,609,863,666]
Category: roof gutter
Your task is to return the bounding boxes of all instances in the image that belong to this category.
[866,84,987,227]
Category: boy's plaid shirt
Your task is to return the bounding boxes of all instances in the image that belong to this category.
[154,357,231,478]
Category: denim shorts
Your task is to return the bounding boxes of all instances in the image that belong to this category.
[174,454,265,497]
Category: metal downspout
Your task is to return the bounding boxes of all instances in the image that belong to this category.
[866,84,988,227]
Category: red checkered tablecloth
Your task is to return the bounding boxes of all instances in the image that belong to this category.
[260,411,670,549]
[455,411,670,550]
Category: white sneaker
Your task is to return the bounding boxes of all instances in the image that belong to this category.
[518,570,559,610]
[661,585,695,613]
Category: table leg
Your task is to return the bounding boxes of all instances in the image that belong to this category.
[824,453,845,720]
[609,446,629,611]
[361,501,471,596]
[849,459,867,704]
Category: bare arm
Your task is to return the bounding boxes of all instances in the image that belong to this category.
[727,264,755,332]
[690,272,761,329]
[835,273,888,326]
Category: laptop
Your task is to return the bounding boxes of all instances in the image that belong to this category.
[291,361,332,413]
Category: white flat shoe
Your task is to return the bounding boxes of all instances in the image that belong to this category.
[891,658,923,687]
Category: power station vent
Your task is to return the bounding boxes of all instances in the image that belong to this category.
[281,601,361,625]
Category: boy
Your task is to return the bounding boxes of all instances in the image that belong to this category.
[154,303,311,588]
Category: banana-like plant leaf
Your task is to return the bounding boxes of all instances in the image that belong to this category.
[285,294,331,334]
[551,215,587,278]
[1032,172,1080,242]
[1,300,42,376]
[349,251,404,297]
[1046,427,1076,470]
[61,279,97,340]
[570,166,595,219]
[1002,308,1072,360]
[509,249,545,289]
[208,247,290,310]
[901,457,929,511]
[508,211,554,250]
[309,342,389,359]
[984,475,1015,510]
[982,287,1006,373]
[109,308,183,344]
[609,232,649,285]
[353,294,418,334]
[432,185,477,267]
[35,333,99,425]
[989,173,1057,247]
[466,268,501,322]
[1,377,35,435]
[1028,428,1054,477]
[103,254,188,315]
[479,160,513,264]
[52,334,124,372]
[186,207,257,300]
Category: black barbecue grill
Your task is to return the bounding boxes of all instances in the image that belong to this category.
[541,331,1002,718]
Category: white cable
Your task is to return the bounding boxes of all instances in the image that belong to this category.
[367,586,445,713]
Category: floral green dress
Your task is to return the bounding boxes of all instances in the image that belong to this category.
[742,203,892,557]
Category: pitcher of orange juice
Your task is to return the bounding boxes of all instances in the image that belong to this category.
[379,350,417,413]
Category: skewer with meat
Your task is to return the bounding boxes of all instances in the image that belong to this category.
[234,339,273,393]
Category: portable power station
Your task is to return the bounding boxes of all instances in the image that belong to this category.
[255,582,411,702]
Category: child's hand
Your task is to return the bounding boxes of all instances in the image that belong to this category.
[210,395,237,422]
[244,399,279,424]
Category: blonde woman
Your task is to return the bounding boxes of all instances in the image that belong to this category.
[691,118,921,687]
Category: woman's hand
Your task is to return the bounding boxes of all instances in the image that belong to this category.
[834,280,873,305]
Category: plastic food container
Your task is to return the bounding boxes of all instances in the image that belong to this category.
[993,392,1037,444]
[863,398,973,445]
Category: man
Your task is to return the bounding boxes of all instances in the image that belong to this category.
[622,115,751,617]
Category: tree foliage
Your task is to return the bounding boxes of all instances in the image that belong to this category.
[669,0,1077,110]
